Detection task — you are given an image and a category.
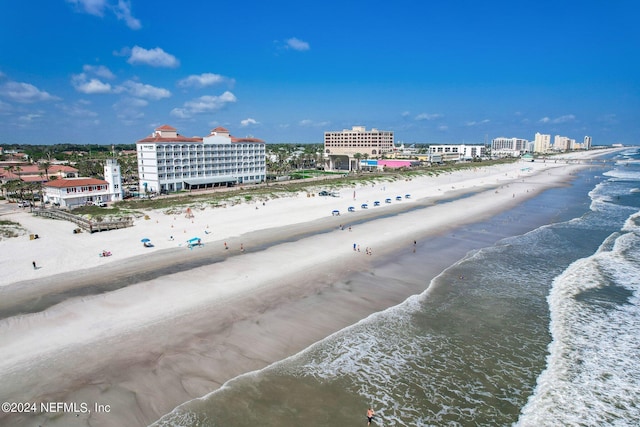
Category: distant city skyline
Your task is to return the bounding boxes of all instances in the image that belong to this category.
[1,1,638,146]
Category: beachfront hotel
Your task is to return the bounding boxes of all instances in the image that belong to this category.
[491,137,529,157]
[324,126,394,171]
[136,125,266,194]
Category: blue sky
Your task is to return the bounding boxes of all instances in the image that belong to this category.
[1,1,638,146]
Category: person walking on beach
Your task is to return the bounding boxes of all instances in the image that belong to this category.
[353,243,357,251]
[367,407,375,425]
[32,260,37,270]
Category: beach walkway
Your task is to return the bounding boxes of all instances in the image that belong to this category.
[32,208,133,233]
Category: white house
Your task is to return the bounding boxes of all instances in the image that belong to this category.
[43,178,112,208]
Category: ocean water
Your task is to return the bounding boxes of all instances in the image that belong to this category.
[153,149,640,427]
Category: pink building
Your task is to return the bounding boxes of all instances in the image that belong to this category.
[377,160,415,169]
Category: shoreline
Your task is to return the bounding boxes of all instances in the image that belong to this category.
[0,153,618,426]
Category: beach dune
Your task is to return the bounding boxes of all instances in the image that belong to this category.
[0,153,614,426]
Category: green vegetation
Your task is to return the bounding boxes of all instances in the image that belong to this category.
[0,219,26,239]
[112,157,516,215]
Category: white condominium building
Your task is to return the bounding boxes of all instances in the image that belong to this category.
[491,137,529,157]
[553,135,574,152]
[324,126,394,171]
[136,125,266,194]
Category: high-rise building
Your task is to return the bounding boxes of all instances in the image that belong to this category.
[491,137,529,157]
[533,132,551,154]
[324,126,394,171]
[136,125,266,194]
[583,136,592,150]
[554,135,571,151]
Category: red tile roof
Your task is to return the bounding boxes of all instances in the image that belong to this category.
[21,175,48,182]
[0,164,78,180]
[136,126,265,144]
[45,178,108,188]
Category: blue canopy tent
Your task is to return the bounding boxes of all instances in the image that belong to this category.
[187,237,203,248]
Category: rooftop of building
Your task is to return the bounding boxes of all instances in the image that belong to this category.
[44,178,109,188]
[136,125,264,144]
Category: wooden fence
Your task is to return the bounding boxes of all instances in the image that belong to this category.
[33,208,133,233]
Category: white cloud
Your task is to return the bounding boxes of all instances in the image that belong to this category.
[465,119,490,126]
[0,81,59,103]
[127,46,179,68]
[551,114,575,124]
[286,37,310,51]
[60,102,99,118]
[538,114,576,124]
[119,80,171,100]
[170,91,237,118]
[114,0,141,30]
[438,125,449,131]
[415,113,443,121]
[19,113,43,122]
[401,111,411,118]
[178,73,233,88]
[83,64,116,80]
[66,0,107,16]
[71,74,112,94]
[240,118,259,127]
[113,97,148,123]
[299,119,330,127]
[67,0,141,29]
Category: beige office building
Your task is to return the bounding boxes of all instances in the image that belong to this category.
[324,126,394,171]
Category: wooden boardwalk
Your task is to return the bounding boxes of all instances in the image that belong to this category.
[33,208,133,233]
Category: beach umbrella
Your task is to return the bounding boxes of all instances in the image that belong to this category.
[141,238,151,242]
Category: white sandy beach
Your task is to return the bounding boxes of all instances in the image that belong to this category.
[0,151,619,426]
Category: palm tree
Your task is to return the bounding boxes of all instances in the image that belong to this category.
[38,160,52,180]
[353,153,362,171]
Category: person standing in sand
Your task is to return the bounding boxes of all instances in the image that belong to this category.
[32,261,37,270]
[367,407,375,425]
